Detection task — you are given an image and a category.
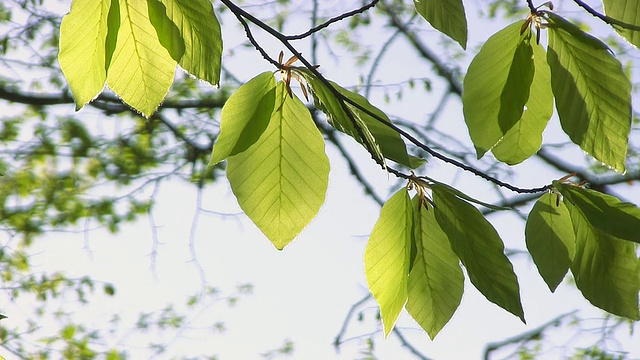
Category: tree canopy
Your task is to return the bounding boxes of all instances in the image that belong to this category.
[0,0,639,358]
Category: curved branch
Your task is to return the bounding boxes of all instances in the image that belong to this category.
[572,0,640,31]
[287,0,380,40]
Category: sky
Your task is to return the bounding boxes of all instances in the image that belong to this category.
[2,0,640,359]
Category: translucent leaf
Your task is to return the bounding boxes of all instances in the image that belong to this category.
[414,0,467,49]
[525,193,576,292]
[566,202,640,320]
[364,188,413,337]
[59,0,117,109]
[106,0,176,117]
[422,176,509,211]
[603,0,640,49]
[154,0,222,85]
[227,83,329,250]
[553,181,640,244]
[463,21,534,158]
[148,0,185,61]
[406,197,463,339]
[547,13,631,172]
[492,39,553,165]
[432,184,525,322]
[210,72,276,165]
[304,76,422,169]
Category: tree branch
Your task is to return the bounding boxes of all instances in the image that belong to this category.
[286,1,380,40]
[571,0,640,31]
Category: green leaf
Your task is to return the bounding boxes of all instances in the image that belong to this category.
[406,198,463,339]
[525,193,576,292]
[421,176,510,211]
[305,76,422,169]
[59,0,117,109]
[61,325,76,340]
[603,0,640,49]
[553,181,640,244]
[463,21,535,158]
[432,184,525,321]
[154,0,223,85]
[566,202,640,320]
[148,0,185,62]
[106,0,176,117]
[227,83,329,250]
[364,188,413,337]
[210,72,276,165]
[547,13,631,172]
[414,0,467,49]
[492,39,553,165]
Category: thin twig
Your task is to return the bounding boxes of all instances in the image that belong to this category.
[286,1,380,40]
[572,0,640,31]
[333,293,373,351]
[393,328,433,360]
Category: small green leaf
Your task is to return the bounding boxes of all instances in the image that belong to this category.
[492,39,553,165]
[364,188,413,337]
[525,193,576,292]
[227,83,329,250]
[432,184,525,322]
[210,72,277,165]
[603,0,640,49]
[554,181,640,244]
[305,76,422,169]
[421,176,510,211]
[61,325,76,340]
[155,0,223,85]
[104,283,116,296]
[106,0,176,117]
[547,13,631,172]
[463,21,535,158]
[59,0,116,108]
[567,202,640,320]
[406,197,463,339]
[414,0,467,49]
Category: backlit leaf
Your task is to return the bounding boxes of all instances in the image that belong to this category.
[364,188,413,337]
[492,39,553,164]
[463,21,534,158]
[106,0,176,117]
[155,0,222,85]
[414,0,467,49]
[406,197,463,339]
[227,83,329,250]
[525,193,575,292]
[603,0,640,49]
[432,184,525,321]
[59,0,117,109]
[567,202,640,320]
[148,0,185,61]
[554,181,640,244]
[210,72,276,165]
[547,13,631,172]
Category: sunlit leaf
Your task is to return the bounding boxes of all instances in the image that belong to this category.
[304,76,422,169]
[59,0,117,109]
[406,197,463,339]
[463,21,534,158]
[566,202,640,320]
[525,193,575,292]
[547,13,631,172]
[492,39,553,164]
[210,72,276,165]
[414,0,467,49]
[554,181,640,244]
[154,0,222,85]
[364,188,413,337]
[432,184,525,321]
[227,83,329,250]
[148,0,185,61]
[603,0,640,49]
[422,176,509,211]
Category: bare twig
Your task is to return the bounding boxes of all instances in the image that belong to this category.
[286,1,380,40]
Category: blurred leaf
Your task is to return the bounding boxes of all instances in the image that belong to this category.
[365,188,413,337]
[547,13,631,172]
[414,0,468,49]
[525,193,576,292]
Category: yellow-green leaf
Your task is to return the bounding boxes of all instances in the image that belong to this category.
[525,193,576,292]
[492,39,553,165]
[603,0,640,49]
[406,198,463,339]
[106,0,176,117]
[227,83,329,250]
[59,0,117,109]
[414,0,467,49]
[364,188,413,337]
[463,21,535,158]
[567,202,640,320]
[547,13,631,172]
[210,72,276,165]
